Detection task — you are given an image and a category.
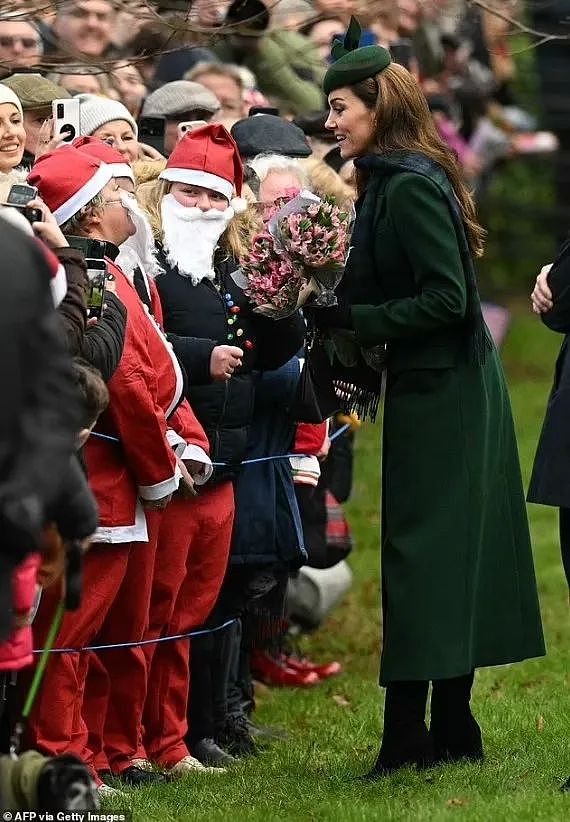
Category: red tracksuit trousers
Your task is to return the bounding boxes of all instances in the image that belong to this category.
[26,537,155,773]
[140,481,234,768]
[83,510,162,774]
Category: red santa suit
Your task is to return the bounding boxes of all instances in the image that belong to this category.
[69,138,227,774]
[110,241,233,771]
[24,148,183,776]
[135,276,235,770]
[81,255,211,776]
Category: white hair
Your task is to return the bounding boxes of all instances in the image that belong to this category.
[248,153,308,188]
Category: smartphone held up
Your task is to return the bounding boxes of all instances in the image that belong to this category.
[67,235,111,320]
[5,183,43,224]
[52,98,81,144]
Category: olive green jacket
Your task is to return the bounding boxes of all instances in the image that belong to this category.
[214,31,325,115]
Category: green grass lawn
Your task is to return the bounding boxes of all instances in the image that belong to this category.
[112,307,569,821]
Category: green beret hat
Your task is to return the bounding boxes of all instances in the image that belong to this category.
[323,17,391,96]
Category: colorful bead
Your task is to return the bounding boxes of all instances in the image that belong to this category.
[227,333,234,340]
[236,328,244,337]
[227,300,234,307]
[230,305,240,314]
[227,317,235,325]
[245,339,254,350]
[225,293,231,300]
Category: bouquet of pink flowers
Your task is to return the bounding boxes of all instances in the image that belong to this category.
[233,190,353,318]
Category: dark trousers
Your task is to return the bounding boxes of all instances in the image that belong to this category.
[187,567,279,745]
[558,508,570,589]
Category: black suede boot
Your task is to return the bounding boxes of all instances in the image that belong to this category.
[430,671,484,764]
[365,680,434,779]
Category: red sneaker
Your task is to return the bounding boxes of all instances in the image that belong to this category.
[251,650,319,687]
[283,655,342,679]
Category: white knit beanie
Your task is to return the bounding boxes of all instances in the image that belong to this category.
[77,94,138,138]
[0,84,23,117]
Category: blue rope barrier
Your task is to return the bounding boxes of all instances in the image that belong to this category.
[33,617,238,655]
[51,423,353,657]
[90,422,352,466]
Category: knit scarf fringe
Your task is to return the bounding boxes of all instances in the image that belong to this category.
[332,379,382,423]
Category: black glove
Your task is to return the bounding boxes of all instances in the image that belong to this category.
[304,297,353,331]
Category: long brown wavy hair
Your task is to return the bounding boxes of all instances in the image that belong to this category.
[348,63,486,257]
[138,178,261,261]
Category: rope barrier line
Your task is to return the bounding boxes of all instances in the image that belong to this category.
[39,423,352,655]
[32,617,238,656]
[90,422,351,465]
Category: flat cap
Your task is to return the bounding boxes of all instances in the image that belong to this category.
[2,73,70,110]
[231,114,311,158]
[141,80,220,119]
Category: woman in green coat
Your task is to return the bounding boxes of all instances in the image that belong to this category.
[311,19,545,778]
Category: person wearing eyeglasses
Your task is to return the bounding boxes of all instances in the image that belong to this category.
[0,19,43,75]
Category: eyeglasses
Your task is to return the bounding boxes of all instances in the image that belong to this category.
[0,36,40,49]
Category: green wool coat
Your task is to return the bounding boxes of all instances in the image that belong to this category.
[345,162,545,684]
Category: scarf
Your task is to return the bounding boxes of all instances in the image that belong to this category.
[355,149,492,368]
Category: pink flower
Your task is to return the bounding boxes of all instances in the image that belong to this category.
[239,194,353,316]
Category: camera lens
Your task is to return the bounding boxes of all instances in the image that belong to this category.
[57,103,64,118]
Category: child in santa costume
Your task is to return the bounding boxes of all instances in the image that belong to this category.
[25,146,210,791]
[136,124,305,767]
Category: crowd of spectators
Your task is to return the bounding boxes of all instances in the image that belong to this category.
[0,0,556,194]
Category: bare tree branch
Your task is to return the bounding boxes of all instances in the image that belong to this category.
[468,0,570,42]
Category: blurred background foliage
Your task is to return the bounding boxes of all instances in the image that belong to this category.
[478,34,558,297]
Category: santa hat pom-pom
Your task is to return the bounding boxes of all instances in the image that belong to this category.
[230,197,248,214]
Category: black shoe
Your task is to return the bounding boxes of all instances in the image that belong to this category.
[114,766,167,787]
[217,715,258,758]
[192,738,237,767]
[561,776,570,793]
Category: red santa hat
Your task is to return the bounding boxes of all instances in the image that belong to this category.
[72,136,135,184]
[159,124,246,211]
[27,146,113,226]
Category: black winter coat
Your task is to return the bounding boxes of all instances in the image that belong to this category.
[80,292,127,383]
[231,357,306,569]
[528,238,570,508]
[55,247,88,355]
[0,219,82,635]
[156,253,305,479]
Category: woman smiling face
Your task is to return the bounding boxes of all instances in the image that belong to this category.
[325,86,376,159]
[0,103,25,173]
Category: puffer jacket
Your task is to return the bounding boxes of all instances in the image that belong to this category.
[156,252,305,481]
[0,553,40,671]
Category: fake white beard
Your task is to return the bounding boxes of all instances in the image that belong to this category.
[116,191,163,281]
[160,193,235,285]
